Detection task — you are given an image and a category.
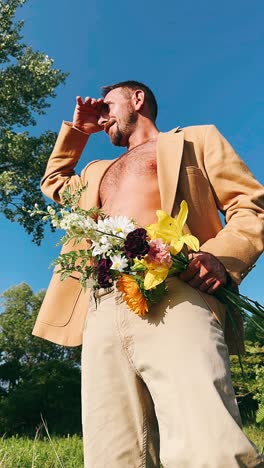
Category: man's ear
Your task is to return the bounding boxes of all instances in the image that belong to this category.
[131,89,145,112]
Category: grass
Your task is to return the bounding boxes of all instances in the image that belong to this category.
[0,425,263,467]
[244,424,264,454]
[0,434,83,468]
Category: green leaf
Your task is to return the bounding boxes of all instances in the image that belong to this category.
[60,271,72,281]
[256,406,264,424]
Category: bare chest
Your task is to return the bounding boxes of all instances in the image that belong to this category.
[100,139,158,200]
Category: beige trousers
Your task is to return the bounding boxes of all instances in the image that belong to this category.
[81,278,263,467]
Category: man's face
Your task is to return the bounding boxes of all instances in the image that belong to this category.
[99,88,138,146]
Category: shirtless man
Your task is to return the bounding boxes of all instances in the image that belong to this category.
[34,81,264,467]
[74,85,226,291]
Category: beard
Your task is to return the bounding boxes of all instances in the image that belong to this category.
[111,109,138,147]
[111,125,123,146]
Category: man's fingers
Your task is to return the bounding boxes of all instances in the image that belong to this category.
[198,277,216,292]
[179,259,201,281]
[76,96,83,106]
[180,251,227,294]
[76,97,104,113]
[188,272,211,288]
[188,275,204,288]
[207,279,224,294]
[82,97,104,111]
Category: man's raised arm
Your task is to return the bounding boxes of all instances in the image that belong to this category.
[41,96,104,203]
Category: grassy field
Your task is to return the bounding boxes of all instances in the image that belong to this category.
[0,434,83,468]
[0,426,263,467]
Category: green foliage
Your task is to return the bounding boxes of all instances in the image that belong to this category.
[0,0,68,244]
[245,315,264,345]
[243,425,264,454]
[255,366,264,424]
[61,186,104,220]
[0,435,84,467]
[0,428,263,467]
[142,279,167,303]
[0,283,82,436]
[230,339,264,424]
[53,250,95,290]
[61,185,88,210]
[243,316,264,425]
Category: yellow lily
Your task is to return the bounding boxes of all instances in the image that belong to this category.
[133,258,169,290]
[144,263,169,290]
[146,201,199,255]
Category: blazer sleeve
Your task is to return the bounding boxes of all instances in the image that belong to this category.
[200,125,264,284]
[41,122,92,203]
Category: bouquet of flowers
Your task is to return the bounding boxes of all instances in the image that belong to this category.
[30,186,264,326]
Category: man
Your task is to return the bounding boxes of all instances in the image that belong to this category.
[33,81,264,467]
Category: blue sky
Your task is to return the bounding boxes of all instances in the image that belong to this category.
[1,0,264,304]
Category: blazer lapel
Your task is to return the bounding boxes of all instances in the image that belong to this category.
[157,127,184,214]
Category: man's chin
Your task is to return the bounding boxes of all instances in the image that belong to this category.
[109,133,127,147]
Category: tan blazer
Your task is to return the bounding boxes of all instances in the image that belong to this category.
[32,123,264,354]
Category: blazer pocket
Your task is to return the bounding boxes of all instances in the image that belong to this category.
[38,273,82,327]
[181,166,217,208]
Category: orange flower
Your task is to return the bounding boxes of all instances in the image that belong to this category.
[117,274,148,316]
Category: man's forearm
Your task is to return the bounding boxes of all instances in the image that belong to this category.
[41,122,90,204]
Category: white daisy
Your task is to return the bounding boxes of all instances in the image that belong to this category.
[104,215,135,238]
[110,254,129,272]
[91,239,112,257]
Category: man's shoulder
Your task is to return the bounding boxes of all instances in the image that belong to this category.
[168,123,216,136]
[161,124,222,145]
[83,158,115,173]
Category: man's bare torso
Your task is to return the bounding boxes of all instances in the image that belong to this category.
[99,138,161,226]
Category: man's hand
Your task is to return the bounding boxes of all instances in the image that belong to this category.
[72,96,104,134]
[179,251,227,294]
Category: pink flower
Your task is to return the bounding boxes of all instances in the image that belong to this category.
[146,239,172,267]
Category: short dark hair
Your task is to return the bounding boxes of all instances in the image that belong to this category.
[101,80,158,121]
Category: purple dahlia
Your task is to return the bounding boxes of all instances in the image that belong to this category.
[97,258,113,288]
[124,228,150,259]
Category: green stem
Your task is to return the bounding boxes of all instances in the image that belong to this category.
[94,229,124,240]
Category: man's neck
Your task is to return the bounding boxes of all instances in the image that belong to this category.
[127,120,159,151]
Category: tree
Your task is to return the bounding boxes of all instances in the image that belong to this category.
[244,315,264,346]
[0,0,68,244]
[230,341,264,423]
[230,318,264,425]
[0,283,82,435]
